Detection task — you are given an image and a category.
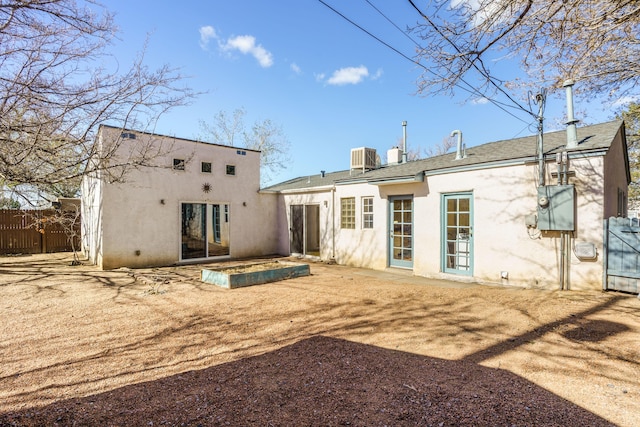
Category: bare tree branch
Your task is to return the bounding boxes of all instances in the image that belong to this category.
[411,0,640,103]
[0,0,196,202]
[199,108,291,186]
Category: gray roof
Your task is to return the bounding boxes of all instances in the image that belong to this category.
[263,120,624,192]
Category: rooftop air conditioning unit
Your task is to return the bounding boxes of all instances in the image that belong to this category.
[351,147,377,171]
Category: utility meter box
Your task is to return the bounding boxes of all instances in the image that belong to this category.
[537,185,575,231]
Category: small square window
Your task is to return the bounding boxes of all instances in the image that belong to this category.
[173,158,185,171]
[226,165,236,176]
[201,162,212,173]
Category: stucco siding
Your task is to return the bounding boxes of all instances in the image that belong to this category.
[81,173,104,268]
[84,126,281,269]
[269,121,626,292]
[282,191,335,260]
[278,157,608,290]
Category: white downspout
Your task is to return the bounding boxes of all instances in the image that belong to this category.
[331,186,336,260]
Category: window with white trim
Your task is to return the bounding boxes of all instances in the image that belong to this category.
[362,197,373,229]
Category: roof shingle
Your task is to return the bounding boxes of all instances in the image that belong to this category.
[263,120,623,192]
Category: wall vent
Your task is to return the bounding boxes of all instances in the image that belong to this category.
[350,147,377,170]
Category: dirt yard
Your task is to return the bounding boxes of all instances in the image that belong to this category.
[0,253,638,426]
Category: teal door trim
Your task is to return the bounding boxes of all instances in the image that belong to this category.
[389,195,414,269]
[441,193,473,275]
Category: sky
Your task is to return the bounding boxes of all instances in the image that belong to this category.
[105,0,618,185]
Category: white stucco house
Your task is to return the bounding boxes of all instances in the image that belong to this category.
[82,125,280,269]
[82,118,631,292]
[263,120,630,291]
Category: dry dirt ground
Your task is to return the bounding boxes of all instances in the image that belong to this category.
[0,253,638,426]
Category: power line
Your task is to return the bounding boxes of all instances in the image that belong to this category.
[363,0,420,46]
[405,0,536,118]
[316,0,533,125]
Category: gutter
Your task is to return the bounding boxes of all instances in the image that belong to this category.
[266,184,335,195]
[423,149,610,178]
[367,172,425,186]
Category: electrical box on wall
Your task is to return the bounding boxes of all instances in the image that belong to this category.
[537,185,575,231]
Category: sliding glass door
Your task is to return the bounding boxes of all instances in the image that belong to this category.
[181,203,230,260]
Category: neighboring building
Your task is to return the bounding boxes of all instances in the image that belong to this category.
[263,120,630,291]
[82,125,280,269]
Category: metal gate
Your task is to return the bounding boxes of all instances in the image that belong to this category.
[603,217,640,294]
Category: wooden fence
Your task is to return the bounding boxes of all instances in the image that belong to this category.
[0,209,81,255]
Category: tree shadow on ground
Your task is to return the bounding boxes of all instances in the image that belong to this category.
[0,336,615,426]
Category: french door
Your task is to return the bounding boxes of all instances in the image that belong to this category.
[389,196,413,269]
[442,193,473,275]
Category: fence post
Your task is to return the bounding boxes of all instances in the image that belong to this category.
[602,218,608,291]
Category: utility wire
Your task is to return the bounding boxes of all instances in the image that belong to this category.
[363,0,419,46]
[363,0,522,113]
[317,0,532,125]
[406,0,536,118]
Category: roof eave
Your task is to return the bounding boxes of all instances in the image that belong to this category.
[275,184,336,194]
[368,172,425,186]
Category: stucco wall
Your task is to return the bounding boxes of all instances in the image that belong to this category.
[281,190,335,260]
[280,155,609,290]
[417,158,605,290]
[81,172,104,267]
[83,127,281,269]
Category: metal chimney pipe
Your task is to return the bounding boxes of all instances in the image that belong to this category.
[451,130,463,160]
[563,79,579,149]
[402,121,407,163]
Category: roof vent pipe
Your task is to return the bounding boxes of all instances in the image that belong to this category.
[451,129,464,160]
[563,79,579,149]
[402,121,408,163]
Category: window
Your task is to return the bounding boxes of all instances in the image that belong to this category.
[341,197,355,229]
[226,165,236,176]
[362,197,373,229]
[173,158,185,171]
[201,162,212,173]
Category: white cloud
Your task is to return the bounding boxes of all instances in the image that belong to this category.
[326,66,369,86]
[290,63,302,74]
[199,25,218,50]
[223,35,274,68]
[371,68,384,80]
[471,96,489,105]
